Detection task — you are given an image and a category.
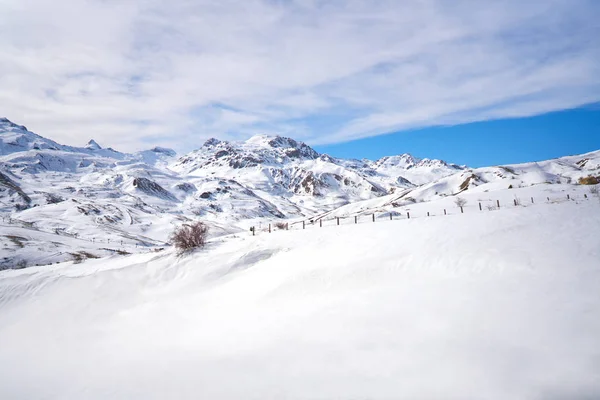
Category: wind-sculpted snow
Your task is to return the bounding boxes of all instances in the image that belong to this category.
[1,117,599,268]
[0,199,599,398]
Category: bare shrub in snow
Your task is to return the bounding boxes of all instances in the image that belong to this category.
[590,185,599,195]
[170,221,208,255]
[454,197,467,208]
[579,176,599,185]
[274,222,288,230]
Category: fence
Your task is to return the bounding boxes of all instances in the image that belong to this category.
[251,192,596,235]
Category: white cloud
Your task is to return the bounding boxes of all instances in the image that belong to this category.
[0,0,598,153]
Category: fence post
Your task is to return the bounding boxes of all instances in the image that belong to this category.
[479,202,482,211]
[460,206,463,214]
[514,199,517,206]
[337,217,340,226]
[389,213,392,221]
[320,219,322,228]
[584,194,588,199]
[444,209,446,215]
[303,221,305,229]
[407,212,410,219]
[372,214,375,222]
[355,216,357,224]
[497,200,500,208]
[531,197,534,203]
[427,211,430,217]
[547,197,550,202]
[252,227,255,236]
[567,194,570,200]
[269,223,271,233]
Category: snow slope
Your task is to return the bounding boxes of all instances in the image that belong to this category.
[1,197,599,399]
[2,117,600,269]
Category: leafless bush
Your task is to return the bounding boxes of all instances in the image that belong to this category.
[274,222,288,230]
[487,205,497,211]
[170,221,208,255]
[454,197,467,208]
[70,251,99,264]
[590,185,599,195]
[579,176,599,185]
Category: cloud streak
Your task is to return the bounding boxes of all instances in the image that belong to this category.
[0,0,598,152]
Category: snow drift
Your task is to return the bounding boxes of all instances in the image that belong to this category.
[1,198,599,399]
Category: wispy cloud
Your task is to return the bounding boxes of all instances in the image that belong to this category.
[0,0,598,152]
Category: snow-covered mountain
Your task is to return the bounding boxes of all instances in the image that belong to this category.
[1,117,599,269]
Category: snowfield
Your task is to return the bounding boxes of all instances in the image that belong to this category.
[1,196,599,399]
[2,117,600,269]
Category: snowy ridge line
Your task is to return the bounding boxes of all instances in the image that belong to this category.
[251,187,598,234]
[2,116,599,269]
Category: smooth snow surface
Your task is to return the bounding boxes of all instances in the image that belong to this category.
[1,200,599,399]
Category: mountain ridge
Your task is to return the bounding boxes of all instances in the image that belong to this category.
[0,117,598,269]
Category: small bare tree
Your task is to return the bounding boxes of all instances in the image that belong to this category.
[454,197,467,208]
[274,222,288,230]
[170,221,208,255]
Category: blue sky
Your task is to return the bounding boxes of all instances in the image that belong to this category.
[1,0,599,158]
[316,104,600,167]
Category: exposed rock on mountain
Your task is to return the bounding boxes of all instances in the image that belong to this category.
[1,116,598,269]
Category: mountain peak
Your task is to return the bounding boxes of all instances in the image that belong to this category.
[0,117,28,132]
[150,146,176,157]
[243,134,319,159]
[85,139,102,150]
[202,138,223,148]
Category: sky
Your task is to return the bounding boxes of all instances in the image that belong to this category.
[316,105,600,167]
[0,0,599,161]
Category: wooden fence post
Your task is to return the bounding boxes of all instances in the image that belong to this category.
[355,216,357,224]
[337,217,340,226]
[320,219,322,228]
[584,194,588,199]
[547,197,550,201]
[513,199,517,206]
[444,209,446,215]
[389,213,392,221]
[567,194,570,200]
[269,223,271,233]
[303,221,305,229]
[460,206,464,213]
[497,200,500,208]
[407,212,410,219]
[479,202,482,211]
[531,197,534,203]
[372,214,375,222]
